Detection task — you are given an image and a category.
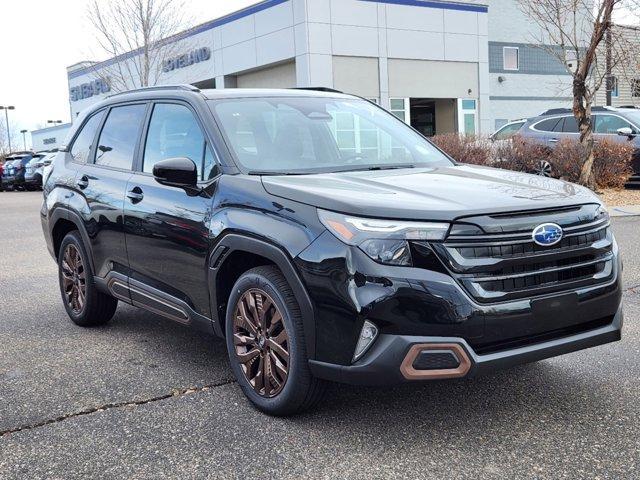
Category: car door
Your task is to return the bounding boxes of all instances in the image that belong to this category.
[123,101,220,320]
[77,103,148,279]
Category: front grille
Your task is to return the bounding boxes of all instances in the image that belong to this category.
[430,205,615,303]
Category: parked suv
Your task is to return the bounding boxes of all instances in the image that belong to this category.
[2,153,34,190]
[24,152,55,190]
[520,107,640,174]
[41,86,623,415]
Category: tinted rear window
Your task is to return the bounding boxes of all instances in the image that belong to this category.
[535,118,562,132]
[561,116,579,133]
[71,111,105,164]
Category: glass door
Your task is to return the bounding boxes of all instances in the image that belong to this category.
[457,99,477,135]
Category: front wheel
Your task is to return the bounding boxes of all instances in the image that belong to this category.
[58,231,118,327]
[225,266,325,416]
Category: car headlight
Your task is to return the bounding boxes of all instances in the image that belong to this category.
[318,209,449,266]
[595,204,609,222]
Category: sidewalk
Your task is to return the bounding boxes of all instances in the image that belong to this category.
[610,205,640,217]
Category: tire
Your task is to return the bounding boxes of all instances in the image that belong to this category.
[58,231,118,327]
[225,265,326,416]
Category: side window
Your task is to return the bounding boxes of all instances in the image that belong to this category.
[143,103,215,181]
[561,116,579,133]
[70,110,105,164]
[535,118,562,132]
[595,115,631,134]
[203,144,219,180]
[95,104,146,170]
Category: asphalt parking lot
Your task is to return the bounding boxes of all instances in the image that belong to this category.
[1,191,639,479]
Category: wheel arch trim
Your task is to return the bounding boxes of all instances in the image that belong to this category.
[208,233,316,359]
[49,207,95,273]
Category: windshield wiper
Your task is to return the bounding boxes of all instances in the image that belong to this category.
[247,170,309,176]
[339,163,416,172]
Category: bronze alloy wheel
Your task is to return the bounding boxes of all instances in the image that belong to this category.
[61,244,86,314]
[233,288,290,398]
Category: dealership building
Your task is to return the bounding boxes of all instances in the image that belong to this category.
[32,0,578,150]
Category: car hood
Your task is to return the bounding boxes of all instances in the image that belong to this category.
[261,164,600,221]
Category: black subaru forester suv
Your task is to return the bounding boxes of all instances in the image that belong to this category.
[41,86,622,415]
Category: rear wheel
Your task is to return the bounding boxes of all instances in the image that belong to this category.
[533,160,553,177]
[225,266,325,416]
[58,231,117,327]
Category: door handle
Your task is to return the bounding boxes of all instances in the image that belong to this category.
[77,175,89,189]
[548,138,558,143]
[127,187,144,203]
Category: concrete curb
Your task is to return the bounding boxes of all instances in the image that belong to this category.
[610,205,640,217]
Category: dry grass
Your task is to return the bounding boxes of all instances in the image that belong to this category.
[598,188,640,206]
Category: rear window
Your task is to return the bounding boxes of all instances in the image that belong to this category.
[561,116,579,133]
[534,118,562,132]
[71,111,105,164]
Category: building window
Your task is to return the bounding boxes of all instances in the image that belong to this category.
[566,49,578,71]
[632,79,640,98]
[495,119,508,130]
[462,100,476,110]
[389,98,409,123]
[503,47,519,71]
[609,76,619,97]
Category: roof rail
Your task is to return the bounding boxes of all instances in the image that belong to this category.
[107,84,200,98]
[618,105,640,109]
[291,87,344,94]
[539,106,612,116]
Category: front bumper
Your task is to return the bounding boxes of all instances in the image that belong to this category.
[309,303,623,386]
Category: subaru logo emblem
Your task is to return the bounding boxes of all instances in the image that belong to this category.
[532,223,563,246]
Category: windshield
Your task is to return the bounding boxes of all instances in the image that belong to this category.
[209,97,453,174]
[622,111,640,129]
[494,121,524,140]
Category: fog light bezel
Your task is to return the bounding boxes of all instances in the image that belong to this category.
[352,320,379,363]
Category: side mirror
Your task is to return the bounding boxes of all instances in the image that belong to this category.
[152,157,199,193]
[617,127,635,138]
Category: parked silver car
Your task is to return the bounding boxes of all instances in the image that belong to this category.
[24,152,55,190]
[519,107,640,172]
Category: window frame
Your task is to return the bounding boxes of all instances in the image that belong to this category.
[503,46,519,71]
[90,101,150,173]
[135,99,222,184]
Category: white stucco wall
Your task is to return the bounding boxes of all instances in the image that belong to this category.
[65,0,492,132]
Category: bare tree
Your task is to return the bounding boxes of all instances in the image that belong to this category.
[518,0,639,188]
[86,0,192,92]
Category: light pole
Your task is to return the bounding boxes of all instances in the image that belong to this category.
[0,105,15,153]
[20,129,28,151]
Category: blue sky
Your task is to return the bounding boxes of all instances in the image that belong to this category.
[0,0,259,143]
